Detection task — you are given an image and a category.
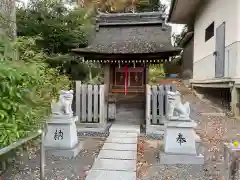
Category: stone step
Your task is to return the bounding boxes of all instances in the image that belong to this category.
[102,142,137,151]
[109,124,140,134]
[85,170,136,180]
[106,137,137,144]
[98,150,136,160]
[109,132,138,138]
[91,159,136,171]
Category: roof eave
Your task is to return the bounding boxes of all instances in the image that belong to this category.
[167,0,176,23]
[167,0,201,24]
[71,48,182,60]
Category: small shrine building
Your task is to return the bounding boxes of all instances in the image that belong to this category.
[72,12,181,124]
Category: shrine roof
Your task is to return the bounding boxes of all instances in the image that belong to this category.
[72,12,181,60]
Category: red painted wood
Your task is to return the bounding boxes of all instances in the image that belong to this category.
[115,67,144,72]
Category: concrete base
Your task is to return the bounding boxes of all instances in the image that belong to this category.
[159,153,204,165]
[108,103,116,120]
[46,142,82,158]
[190,78,233,88]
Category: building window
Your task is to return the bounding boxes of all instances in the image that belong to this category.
[205,22,214,41]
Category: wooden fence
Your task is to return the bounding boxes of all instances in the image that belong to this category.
[75,81,106,124]
[146,84,176,125]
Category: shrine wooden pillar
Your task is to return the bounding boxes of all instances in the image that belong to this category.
[103,64,110,101]
[145,64,149,85]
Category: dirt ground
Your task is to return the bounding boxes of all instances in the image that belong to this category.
[2,136,105,180]
[137,83,240,180]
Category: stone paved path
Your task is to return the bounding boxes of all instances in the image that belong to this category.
[86,124,140,180]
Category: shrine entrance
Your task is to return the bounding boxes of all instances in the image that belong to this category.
[109,63,146,125]
[112,64,145,93]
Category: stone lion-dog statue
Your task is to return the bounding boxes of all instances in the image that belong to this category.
[51,90,74,116]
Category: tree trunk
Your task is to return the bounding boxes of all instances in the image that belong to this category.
[0,0,16,39]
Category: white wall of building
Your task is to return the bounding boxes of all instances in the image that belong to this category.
[193,0,240,80]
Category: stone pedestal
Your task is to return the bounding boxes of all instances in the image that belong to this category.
[108,103,116,120]
[44,115,82,158]
[160,120,204,165]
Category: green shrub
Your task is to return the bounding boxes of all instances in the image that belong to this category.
[149,64,165,84]
[0,35,70,148]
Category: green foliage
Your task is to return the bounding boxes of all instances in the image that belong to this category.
[47,54,90,80]
[86,74,104,84]
[0,33,18,61]
[0,35,70,148]
[149,64,165,84]
[17,0,93,54]
[136,0,167,12]
[16,0,98,81]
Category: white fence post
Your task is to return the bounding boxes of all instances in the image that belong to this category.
[146,84,151,127]
[164,85,170,115]
[75,81,81,121]
[81,84,87,122]
[87,85,93,122]
[158,85,164,124]
[93,85,99,123]
[152,85,158,124]
[99,85,105,124]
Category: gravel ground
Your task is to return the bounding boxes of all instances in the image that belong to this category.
[137,83,240,180]
[3,83,240,180]
[2,136,106,180]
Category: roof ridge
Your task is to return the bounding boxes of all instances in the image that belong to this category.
[98,21,164,27]
[96,12,164,18]
[96,12,166,26]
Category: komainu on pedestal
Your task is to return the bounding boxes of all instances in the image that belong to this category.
[160,91,204,165]
[44,90,81,158]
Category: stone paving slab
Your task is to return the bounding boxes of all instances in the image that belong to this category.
[106,137,137,144]
[92,159,136,171]
[98,150,136,160]
[85,170,136,180]
[102,142,137,151]
[110,132,138,138]
[110,124,140,134]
